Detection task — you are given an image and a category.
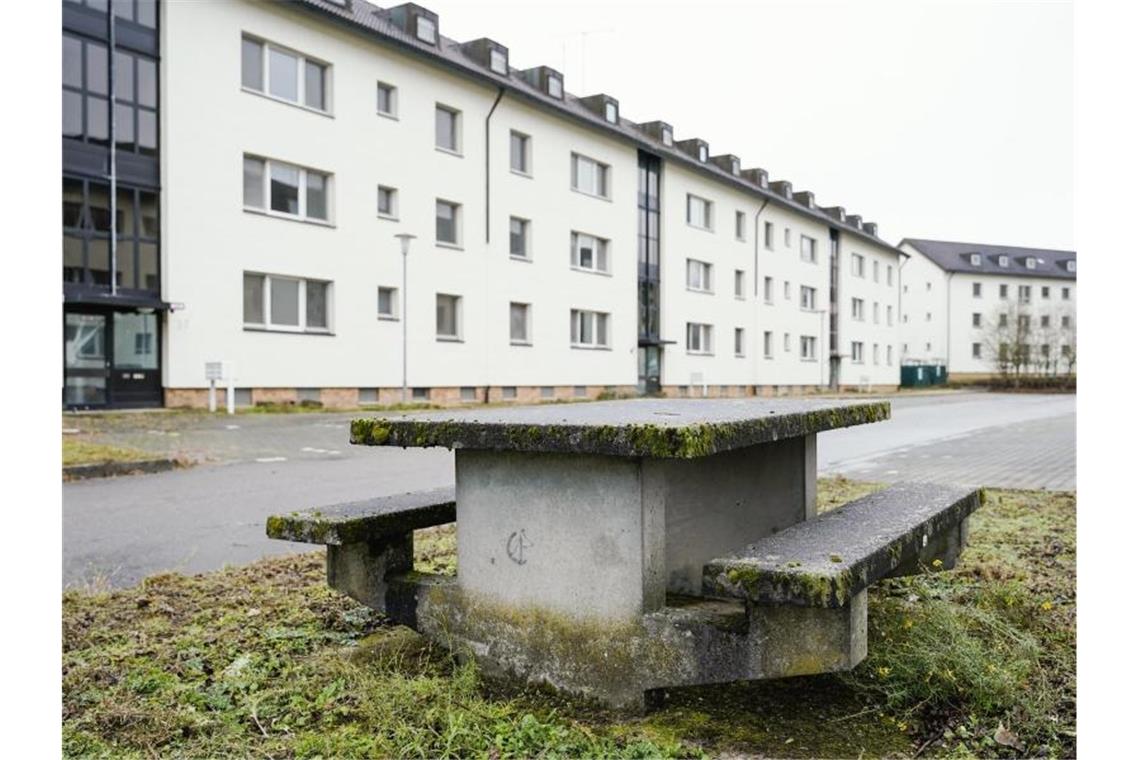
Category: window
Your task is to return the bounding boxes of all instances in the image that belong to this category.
[735,329,749,357]
[436,294,461,339]
[873,260,880,282]
[800,335,817,360]
[243,272,331,332]
[972,282,982,297]
[762,331,773,358]
[999,284,1009,299]
[686,322,714,354]
[970,253,981,266]
[1018,285,1031,304]
[851,297,865,321]
[1066,260,1076,273]
[460,387,477,402]
[1042,286,1051,299]
[873,302,880,324]
[510,302,531,344]
[377,185,397,219]
[1041,315,1051,328]
[972,312,981,328]
[887,265,894,286]
[1062,287,1070,300]
[873,344,880,365]
[377,286,398,319]
[1062,315,1071,328]
[926,281,932,291]
[801,235,818,264]
[571,232,609,273]
[661,126,673,146]
[376,81,397,117]
[510,130,530,174]
[800,286,817,310]
[436,200,461,246]
[887,305,894,326]
[735,211,746,241]
[735,270,746,299]
[764,221,774,250]
[571,309,609,348]
[887,345,893,365]
[784,333,791,352]
[64,177,160,291]
[687,259,713,292]
[851,253,865,277]
[784,228,792,247]
[1026,258,1037,270]
[999,255,1009,267]
[851,341,864,363]
[604,101,618,123]
[547,74,563,98]
[490,49,508,75]
[687,194,713,230]
[925,312,932,322]
[435,105,461,153]
[571,153,609,198]
[698,144,708,162]
[243,155,331,222]
[107,47,158,156]
[241,36,328,112]
[784,281,792,300]
[502,386,518,399]
[999,313,1009,328]
[415,15,437,44]
[763,276,774,302]
[510,217,530,259]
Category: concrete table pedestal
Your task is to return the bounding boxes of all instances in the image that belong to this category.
[352,398,889,709]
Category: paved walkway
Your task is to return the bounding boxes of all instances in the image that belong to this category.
[63,391,1074,589]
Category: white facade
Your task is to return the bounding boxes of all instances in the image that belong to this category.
[899,240,1077,376]
[158,0,903,405]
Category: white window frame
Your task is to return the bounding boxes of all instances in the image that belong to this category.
[734,270,746,299]
[998,255,1009,267]
[851,341,865,364]
[435,103,462,155]
[509,302,531,345]
[764,221,774,250]
[509,130,531,176]
[377,184,398,220]
[851,297,865,321]
[686,194,714,231]
[851,252,865,277]
[243,154,333,224]
[435,293,462,341]
[686,258,713,293]
[1018,285,1031,304]
[887,265,894,286]
[376,81,398,118]
[415,15,438,44]
[570,231,610,274]
[686,322,714,355]
[800,335,817,361]
[763,276,774,303]
[800,285,817,311]
[970,253,981,266]
[570,153,609,199]
[973,282,983,298]
[570,309,610,348]
[243,271,332,334]
[762,330,773,359]
[735,210,746,241]
[509,216,531,260]
[800,235,818,264]
[435,199,462,247]
[784,227,792,248]
[241,34,332,115]
[377,286,398,320]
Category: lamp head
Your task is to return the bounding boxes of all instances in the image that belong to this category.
[394,233,417,256]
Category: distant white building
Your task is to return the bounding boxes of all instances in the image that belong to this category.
[899,239,1076,379]
[63,0,904,409]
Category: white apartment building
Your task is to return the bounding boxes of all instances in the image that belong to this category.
[899,239,1077,379]
[63,0,905,409]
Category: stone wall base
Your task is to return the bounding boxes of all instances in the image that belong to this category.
[164,385,638,410]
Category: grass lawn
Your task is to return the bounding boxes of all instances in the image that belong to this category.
[62,478,1074,758]
[62,437,156,468]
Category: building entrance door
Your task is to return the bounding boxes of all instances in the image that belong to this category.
[64,311,109,407]
[638,345,661,395]
[63,308,162,409]
[109,311,162,407]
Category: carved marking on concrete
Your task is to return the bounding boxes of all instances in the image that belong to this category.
[506,529,532,566]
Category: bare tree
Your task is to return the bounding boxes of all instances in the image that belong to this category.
[982,300,1036,383]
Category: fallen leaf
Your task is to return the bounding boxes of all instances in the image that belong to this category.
[994,724,1025,751]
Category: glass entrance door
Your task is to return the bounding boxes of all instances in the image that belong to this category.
[64,312,109,407]
[638,346,661,395]
[110,311,162,407]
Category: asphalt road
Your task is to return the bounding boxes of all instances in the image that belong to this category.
[63,391,1074,589]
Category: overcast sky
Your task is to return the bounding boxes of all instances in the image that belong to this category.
[425,0,1073,250]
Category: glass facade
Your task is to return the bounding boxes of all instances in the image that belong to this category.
[637,152,662,393]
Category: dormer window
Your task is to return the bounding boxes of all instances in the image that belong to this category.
[604,101,618,124]
[662,127,673,146]
[489,49,508,74]
[970,253,981,266]
[698,144,708,162]
[547,74,563,99]
[1026,257,1037,270]
[415,15,437,44]
[730,157,740,176]
[1066,260,1076,272]
[998,255,1009,267]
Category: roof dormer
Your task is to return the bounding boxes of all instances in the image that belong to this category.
[579,94,620,125]
[460,38,509,75]
[863,222,878,237]
[741,168,769,188]
[387,3,439,46]
[1025,257,1038,270]
[822,206,846,223]
[710,154,741,176]
[769,180,793,199]
[521,66,563,100]
[636,120,673,147]
[675,138,709,163]
[1065,259,1075,273]
[998,255,1009,267]
[968,253,982,266]
[792,191,815,209]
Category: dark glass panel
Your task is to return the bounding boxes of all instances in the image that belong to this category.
[116,187,136,235]
[63,91,84,138]
[116,238,137,289]
[243,274,264,324]
[139,192,158,238]
[304,60,325,110]
[63,36,83,88]
[136,0,156,28]
[241,38,263,90]
[63,178,84,228]
[137,109,157,155]
[114,312,159,369]
[89,183,111,231]
[115,50,134,103]
[112,0,133,21]
[88,239,111,285]
[270,164,300,215]
[64,236,85,283]
[137,58,156,107]
[86,41,107,95]
[115,102,135,151]
[305,172,327,220]
[86,95,108,144]
[306,281,328,329]
[138,243,159,292]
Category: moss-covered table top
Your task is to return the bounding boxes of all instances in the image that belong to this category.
[351,398,890,459]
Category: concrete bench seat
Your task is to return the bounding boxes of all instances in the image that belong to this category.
[266,486,455,610]
[703,482,982,608]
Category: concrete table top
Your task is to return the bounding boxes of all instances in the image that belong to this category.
[351,398,890,459]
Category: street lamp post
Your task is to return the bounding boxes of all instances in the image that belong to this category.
[394,233,416,404]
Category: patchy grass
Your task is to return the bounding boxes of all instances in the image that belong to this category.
[62,479,1075,758]
[62,437,155,467]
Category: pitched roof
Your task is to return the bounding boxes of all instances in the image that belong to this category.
[899,238,1076,280]
[290,0,903,258]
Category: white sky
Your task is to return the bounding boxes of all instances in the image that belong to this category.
[425,0,1074,250]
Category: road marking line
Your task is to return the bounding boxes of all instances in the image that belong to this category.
[255,457,286,463]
